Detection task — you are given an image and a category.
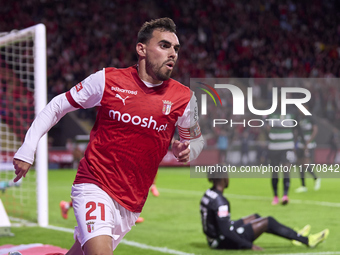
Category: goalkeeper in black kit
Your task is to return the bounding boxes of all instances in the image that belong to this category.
[200,173,329,250]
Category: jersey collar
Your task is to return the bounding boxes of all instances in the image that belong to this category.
[131,65,169,94]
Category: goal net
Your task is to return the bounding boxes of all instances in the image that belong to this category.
[0,24,48,226]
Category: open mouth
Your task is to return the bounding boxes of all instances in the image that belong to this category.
[165,61,174,69]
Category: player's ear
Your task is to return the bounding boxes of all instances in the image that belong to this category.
[136,42,146,57]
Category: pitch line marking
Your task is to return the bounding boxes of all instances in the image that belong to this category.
[159,188,340,208]
[45,225,339,255]
[45,225,197,255]
[254,253,340,255]
[45,225,73,233]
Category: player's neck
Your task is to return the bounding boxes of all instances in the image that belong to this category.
[136,62,163,84]
[212,185,224,193]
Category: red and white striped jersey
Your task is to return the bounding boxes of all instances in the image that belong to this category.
[66,65,197,212]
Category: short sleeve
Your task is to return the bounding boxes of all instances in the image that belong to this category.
[67,69,105,109]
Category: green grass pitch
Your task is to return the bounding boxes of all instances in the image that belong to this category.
[0,167,339,255]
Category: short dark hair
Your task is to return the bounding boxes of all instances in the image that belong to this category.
[137,17,176,44]
[208,171,229,183]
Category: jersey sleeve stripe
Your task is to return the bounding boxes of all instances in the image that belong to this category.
[178,126,190,139]
[178,124,202,140]
[66,91,83,109]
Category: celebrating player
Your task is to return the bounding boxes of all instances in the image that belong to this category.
[13,17,204,255]
[200,173,329,250]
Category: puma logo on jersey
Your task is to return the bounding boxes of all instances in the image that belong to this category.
[115,93,129,105]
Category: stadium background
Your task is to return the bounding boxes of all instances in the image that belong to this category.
[2,0,340,160]
[1,0,340,254]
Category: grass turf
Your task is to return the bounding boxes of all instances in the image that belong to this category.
[0,167,339,255]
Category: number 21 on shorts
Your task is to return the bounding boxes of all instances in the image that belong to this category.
[86,201,105,221]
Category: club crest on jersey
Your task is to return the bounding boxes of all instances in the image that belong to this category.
[86,221,95,233]
[162,100,173,115]
[75,82,83,92]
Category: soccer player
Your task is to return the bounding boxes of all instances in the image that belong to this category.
[200,174,329,250]
[12,18,204,255]
[150,179,160,197]
[266,104,301,205]
[60,177,159,222]
[59,200,73,220]
[295,112,320,193]
[60,200,147,223]
[327,127,339,164]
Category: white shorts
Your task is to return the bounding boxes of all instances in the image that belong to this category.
[71,183,140,250]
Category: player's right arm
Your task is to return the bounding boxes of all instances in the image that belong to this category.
[13,159,32,182]
[13,93,78,182]
[13,70,105,182]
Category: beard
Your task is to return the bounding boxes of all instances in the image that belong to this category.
[145,58,172,81]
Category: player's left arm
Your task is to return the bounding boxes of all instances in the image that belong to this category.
[173,91,204,163]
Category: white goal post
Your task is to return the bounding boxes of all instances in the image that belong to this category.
[0,24,48,226]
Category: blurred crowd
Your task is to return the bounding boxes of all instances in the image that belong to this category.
[1,0,340,142]
[197,79,340,159]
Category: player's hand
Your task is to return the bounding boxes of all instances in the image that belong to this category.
[13,158,32,182]
[172,140,190,163]
[251,244,263,250]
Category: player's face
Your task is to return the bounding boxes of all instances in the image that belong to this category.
[145,29,180,81]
